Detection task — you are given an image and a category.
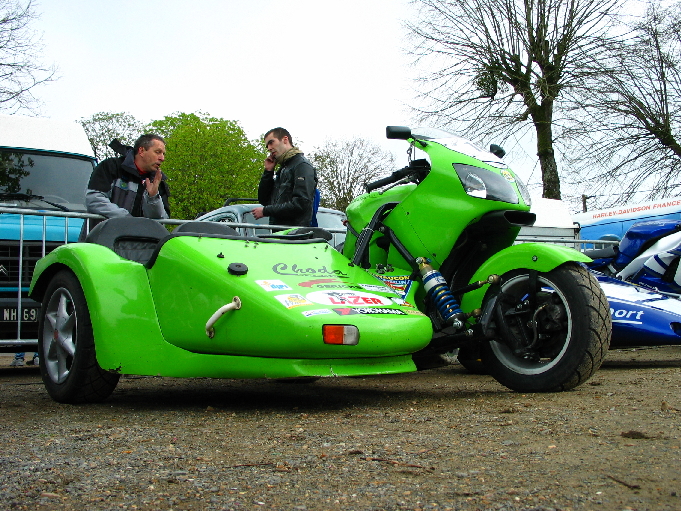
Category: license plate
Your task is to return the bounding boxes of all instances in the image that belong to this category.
[1,307,39,323]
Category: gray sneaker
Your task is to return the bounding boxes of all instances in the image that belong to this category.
[10,357,24,367]
[27,356,39,366]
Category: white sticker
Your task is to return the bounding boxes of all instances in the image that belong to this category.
[256,279,292,291]
[306,290,393,307]
[301,309,334,317]
[359,283,394,294]
[275,294,313,309]
[370,275,413,300]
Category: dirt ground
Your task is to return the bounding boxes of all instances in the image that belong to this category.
[1,347,680,511]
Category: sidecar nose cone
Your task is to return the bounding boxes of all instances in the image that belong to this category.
[322,325,359,345]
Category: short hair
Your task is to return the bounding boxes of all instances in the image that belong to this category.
[264,127,293,146]
[134,134,166,154]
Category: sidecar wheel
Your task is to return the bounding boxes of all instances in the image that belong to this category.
[482,263,610,392]
[38,270,120,403]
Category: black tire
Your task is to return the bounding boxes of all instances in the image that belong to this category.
[457,346,488,375]
[38,270,120,403]
[481,263,611,392]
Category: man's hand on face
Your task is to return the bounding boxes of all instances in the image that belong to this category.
[144,171,162,198]
[264,154,276,172]
[252,207,265,220]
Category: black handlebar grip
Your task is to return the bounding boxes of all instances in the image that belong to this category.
[365,167,412,193]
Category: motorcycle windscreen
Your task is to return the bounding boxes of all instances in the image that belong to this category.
[615,219,681,267]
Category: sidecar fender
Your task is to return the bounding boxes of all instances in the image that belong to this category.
[460,243,592,310]
[30,243,163,366]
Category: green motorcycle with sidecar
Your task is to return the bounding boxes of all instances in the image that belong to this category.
[29,126,611,403]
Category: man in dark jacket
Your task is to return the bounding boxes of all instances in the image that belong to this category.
[253,127,317,227]
[84,134,171,233]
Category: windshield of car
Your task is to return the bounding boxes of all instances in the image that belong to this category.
[0,149,95,210]
[317,211,346,230]
[241,211,272,235]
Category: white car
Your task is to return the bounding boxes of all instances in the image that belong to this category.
[195,198,347,248]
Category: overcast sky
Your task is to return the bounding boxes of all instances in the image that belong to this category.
[28,0,546,200]
[31,1,416,152]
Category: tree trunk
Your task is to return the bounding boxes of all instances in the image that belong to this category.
[532,103,561,200]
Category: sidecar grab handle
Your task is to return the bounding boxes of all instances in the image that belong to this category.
[206,296,242,338]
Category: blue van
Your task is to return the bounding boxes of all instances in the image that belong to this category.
[0,115,96,350]
[573,198,681,245]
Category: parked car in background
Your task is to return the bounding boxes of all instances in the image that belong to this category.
[195,198,347,248]
[0,115,96,350]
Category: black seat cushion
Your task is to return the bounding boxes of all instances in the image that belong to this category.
[285,227,333,241]
[84,217,170,264]
[172,221,240,236]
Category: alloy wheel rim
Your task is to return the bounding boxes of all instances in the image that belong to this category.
[42,286,77,384]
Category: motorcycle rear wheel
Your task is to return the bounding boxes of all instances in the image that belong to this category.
[482,263,611,392]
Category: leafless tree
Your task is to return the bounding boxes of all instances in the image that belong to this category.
[0,0,55,111]
[406,0,623,199]
[79,111,145,162]
[310,138,396,212]
[563,2,681,209]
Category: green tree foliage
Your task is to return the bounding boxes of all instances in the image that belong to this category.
[310,138,395,212]
[79,111,144,162]
[0,151,31,192]
[147,112,266,220]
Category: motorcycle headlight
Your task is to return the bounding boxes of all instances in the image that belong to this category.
[453,164,519,204]
[461,171,487,198]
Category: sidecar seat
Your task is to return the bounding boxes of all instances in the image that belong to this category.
[281,227,333,242]
[84,216,170,264]
[172,221,240,237]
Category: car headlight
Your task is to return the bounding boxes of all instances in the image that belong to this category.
[453,164,519,204]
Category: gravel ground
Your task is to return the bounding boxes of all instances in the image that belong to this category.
[1,347,680,511]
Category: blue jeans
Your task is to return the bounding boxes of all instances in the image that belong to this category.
[14,353,38,360]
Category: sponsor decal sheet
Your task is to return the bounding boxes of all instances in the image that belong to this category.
[260,261,424,317]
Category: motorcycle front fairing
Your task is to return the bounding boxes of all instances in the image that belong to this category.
[594,273,681,347]
[30,233,433,379]
[617,230,681,285]
[615,220,681,267]
[584,219,681,295]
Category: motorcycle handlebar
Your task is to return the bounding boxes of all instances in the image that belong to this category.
[365,167,412,193]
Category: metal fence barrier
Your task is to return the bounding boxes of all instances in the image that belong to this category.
[0,208,344,349]
[0,208,608,349]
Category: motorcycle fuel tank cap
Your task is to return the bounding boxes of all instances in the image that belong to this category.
[228,263,248,275]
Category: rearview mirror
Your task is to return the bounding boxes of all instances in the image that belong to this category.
[386,126,412,140]
[489,144,506,158]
